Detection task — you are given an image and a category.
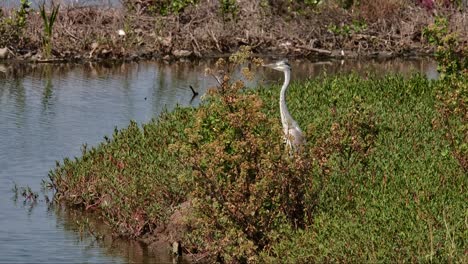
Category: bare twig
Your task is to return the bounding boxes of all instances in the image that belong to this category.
[209,30,222,53]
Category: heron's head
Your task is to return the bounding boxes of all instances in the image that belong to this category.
[263,60,291,72]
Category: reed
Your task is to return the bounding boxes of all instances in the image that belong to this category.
[39,3,60,59]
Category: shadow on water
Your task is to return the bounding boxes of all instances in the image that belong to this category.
[0,57,437,263]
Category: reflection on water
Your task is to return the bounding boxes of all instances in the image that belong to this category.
[55,206,191,264]
[0,58,437,263]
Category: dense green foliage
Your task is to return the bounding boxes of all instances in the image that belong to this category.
[434,76,467,172]
[424,16,467,172]
[50,109,194,237]
[50,69,466,262]
[423,16,468,80]
[259,74,466,262]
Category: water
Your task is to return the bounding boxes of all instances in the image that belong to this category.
[0,58,437,263]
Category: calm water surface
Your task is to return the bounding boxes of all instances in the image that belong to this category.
[0,58,437,263]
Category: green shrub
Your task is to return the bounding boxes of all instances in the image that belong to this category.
[14,0,31,29]
[182,55,315,262]
[219,0,238,21]
[0,0,31,47]
[423,16,467,80]
[328,19,367,37]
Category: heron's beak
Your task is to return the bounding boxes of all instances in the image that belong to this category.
[264,63,282,72]
[263,63,277,69]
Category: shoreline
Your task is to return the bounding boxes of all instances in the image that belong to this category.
[1,2,466,63]
[0,49,435,64]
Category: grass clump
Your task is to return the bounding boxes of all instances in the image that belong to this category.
[39,3,60,59]
[50,57,466,261]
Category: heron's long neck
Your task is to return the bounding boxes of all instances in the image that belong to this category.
[280,70,294,128]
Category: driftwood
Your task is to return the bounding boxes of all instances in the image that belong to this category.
[298,45,332,55]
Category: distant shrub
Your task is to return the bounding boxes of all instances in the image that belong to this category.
[423,16,467,79]
[123,0,197,15]
[0,0,31,47]
[328,19,367,37]
[219,0,238,21]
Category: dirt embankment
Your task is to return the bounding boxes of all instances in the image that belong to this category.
[0,1,466,61]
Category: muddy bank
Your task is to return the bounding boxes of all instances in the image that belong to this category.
[0,1,466,62]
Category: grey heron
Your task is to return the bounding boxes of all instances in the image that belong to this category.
[264,60,305,152]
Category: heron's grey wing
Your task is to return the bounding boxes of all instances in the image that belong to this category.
[290,127,305,147]
[285,126,305,149]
